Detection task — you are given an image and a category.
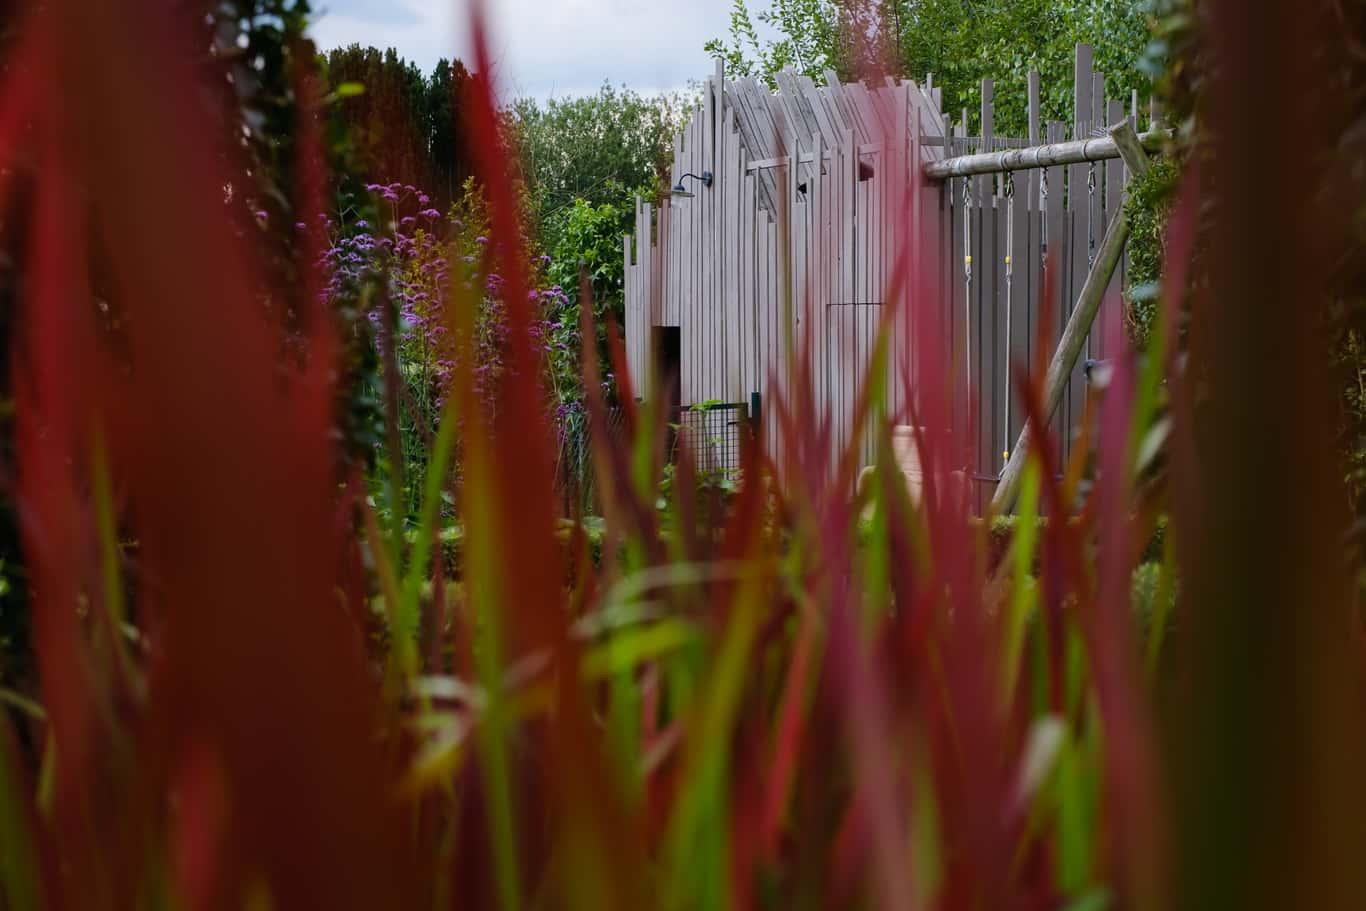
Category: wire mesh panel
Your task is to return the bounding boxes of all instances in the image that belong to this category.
[554,405,628,515]
[671,403,750,477]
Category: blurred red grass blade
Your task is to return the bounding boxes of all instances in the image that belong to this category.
[457,6,656,907]
[1154,167,1203,564]
[11,3,415,905]
[579,284,663,562]
[290,46,336,376]
[460,0,564,658]
[1170,2,1366,908]
[825,581,917,911]
[1086,303,1167,907]
[17,137,99,799]
[758,593,820,860]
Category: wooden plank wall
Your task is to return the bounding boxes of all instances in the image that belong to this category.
[624,47,1155,508]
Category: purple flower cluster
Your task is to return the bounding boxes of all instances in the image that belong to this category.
[321,181,569,425]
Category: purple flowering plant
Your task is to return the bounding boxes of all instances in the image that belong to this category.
[321,178,586,505]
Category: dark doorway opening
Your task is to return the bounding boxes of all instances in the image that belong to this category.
[653,326,681,414]
[653,326,682,456]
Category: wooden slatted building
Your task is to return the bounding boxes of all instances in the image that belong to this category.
[624,48,1159,508]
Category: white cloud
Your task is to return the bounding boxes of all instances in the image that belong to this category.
[310,0,750,101]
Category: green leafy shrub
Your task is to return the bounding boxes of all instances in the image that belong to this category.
[984,514,1168,569]
[1122,155,1180,348]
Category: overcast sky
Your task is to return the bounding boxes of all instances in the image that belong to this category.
[311,0,763,101]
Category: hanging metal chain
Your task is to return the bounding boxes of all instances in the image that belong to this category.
[1086,163,1098,270]
[1039,168,1049,257]
[962,177,973,286]
[1002,178,1015,470]
[962,177,972,393]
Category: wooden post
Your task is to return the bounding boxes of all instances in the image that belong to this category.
[990,121,1151,514]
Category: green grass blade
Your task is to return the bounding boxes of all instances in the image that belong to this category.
[1003,461,1041,702]
[0,718,44,911]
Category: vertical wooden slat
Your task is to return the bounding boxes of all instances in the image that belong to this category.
[632,196,642,390]
[976,79,993,203]
[721,117,735,400]
[1023,68,1042,429]
[757,212,769,425]
[693,106,704,401]
[666,132,679,327]
[626,220,637,390]
[811,133,827,429]
[1008,175,1031,453]
[640,196,652,394]
[785,131,800,425]
[770,198,780,425]
[741,171,754,399]
[1102,97,1125,358]
[992,195,1008,486]
[854,159,865,306]
[1087,73,1107,364]
[844,129,858,466]
[977,199,992,509]
[1044,120,1067,457]
[977,80,997,505]
[1073,45,1093,135]
[699,101,709,403]
[1066,45,1093,462]
[702,85,713,403]
[900,88,918,423]
[681,115,693,403]
[704,77,716,402]
[842,128,855,307]
[729,112,738,401]
[680,115,690,398]
[950,169,967,446]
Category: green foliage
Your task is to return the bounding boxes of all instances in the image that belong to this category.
[510,84,686,252]
[1130,561,1177,644]
[547,198,628,362]
[547,199,627,312]
[508,87,686,512]
[1121,155,1179,348]
[1139,0,1200,142]
[706,0,1153,136]
[323,45,474,209]
[985,514,1169,567]
[209,1,330,308]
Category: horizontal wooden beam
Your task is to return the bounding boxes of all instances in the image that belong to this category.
[923,126,1170,180]
[746,142,884,171]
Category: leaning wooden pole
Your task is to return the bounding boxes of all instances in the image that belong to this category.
[990,121,1152,514]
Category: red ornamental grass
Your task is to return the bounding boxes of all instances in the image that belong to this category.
[2,1,1366,910]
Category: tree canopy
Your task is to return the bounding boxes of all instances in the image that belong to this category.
[508,84,687,251]
[706,0,1152,136]
[324,45,475,211]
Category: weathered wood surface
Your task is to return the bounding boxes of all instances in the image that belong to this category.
[989,120,1152,514]
[625,46,1164,505]
[923,128,1170,180]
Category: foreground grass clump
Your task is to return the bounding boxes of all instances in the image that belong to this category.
[1,2,1365,910]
